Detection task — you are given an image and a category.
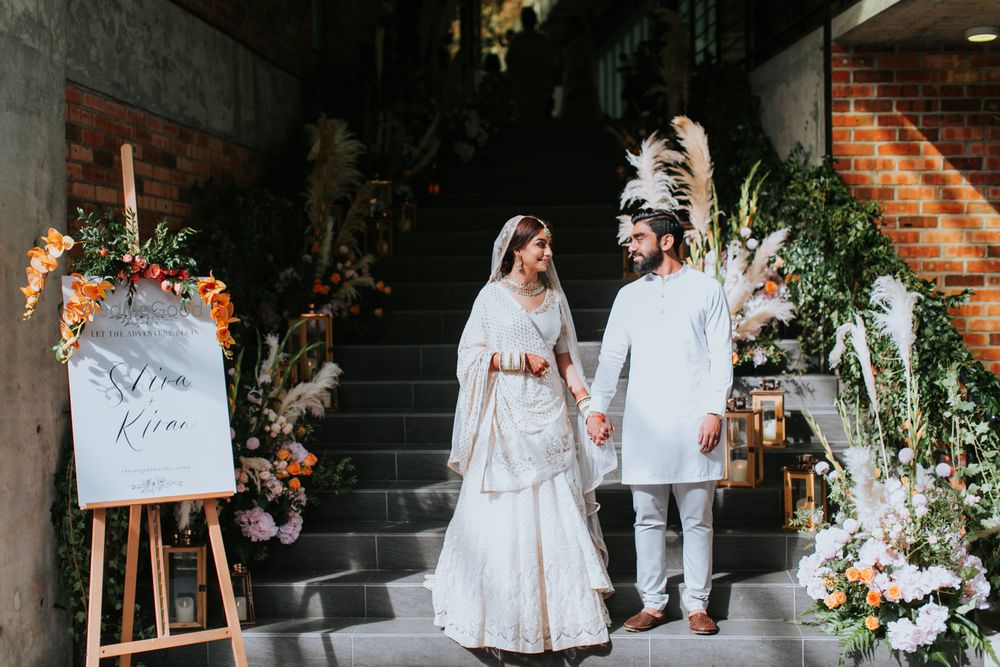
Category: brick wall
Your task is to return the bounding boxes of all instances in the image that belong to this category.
[830,43,1000,373]
[170,0,316,78]
[66,83,265,237]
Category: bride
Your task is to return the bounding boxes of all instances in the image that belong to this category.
[425,214,618,653]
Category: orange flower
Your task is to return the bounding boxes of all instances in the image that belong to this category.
[383,285,392,296]
[276,449,291,461]
[859,567,875,584]
[374,307,384,318]
[28,246,58,273]
[330,273,342,285]
[43,228,74,257]
[885,585,902,602]
[312,281,330,295]
[865,616,880,631]
[289,477,301,491]
[834,591,847,606]
[866,591,882,607]
[286,461,302,476]
[25,267,45,291]
[732,351,740,365]
[304,453,318,467]
[197,272,227,301]
[846,567,860,582]
[764,280,778,295]
[824,594,841,610]
[349,304,361,316]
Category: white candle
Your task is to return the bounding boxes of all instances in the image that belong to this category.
[235,595,247,621]
[762,419,777,441]
[730,459,749,482]
[796,497,811,512]
[175,596,195,623]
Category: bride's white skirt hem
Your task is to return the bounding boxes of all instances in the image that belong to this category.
[432,613,611,653]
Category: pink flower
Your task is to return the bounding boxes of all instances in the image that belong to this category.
[234,506,278,542]
[122,253,133,263]
[160,279,172,293]
[276,511,303,545]
[245,437,260,450]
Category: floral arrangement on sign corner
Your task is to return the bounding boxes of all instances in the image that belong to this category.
[182,323,356,563]
[616,116,796,368]
[795,275,997,664]
[20,208,236,362]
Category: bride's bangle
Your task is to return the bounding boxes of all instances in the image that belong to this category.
[498,351,525,372]
[576,396,592,419]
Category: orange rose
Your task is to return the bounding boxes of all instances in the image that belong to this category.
[824,594,841,610]
[764,280,778,295]
[304,453,318,467]
[301,467,313,476]
[865,616,880,631]
[885,585,902,602]
[330,273,342,285]
[276,449,291,461]
[860,567,875,584]
[286,462,302,476]
[349,304,361,316]
[866,591,882,607]
[846,567,860,582]
[312,280,330,295]
[834,591,847,606]
[289,477,301,490]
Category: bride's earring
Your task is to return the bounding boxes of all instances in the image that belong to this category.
[514,254,523,271]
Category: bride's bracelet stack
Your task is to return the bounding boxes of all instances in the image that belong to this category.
[576,396,592,420]
[498,351,525,372]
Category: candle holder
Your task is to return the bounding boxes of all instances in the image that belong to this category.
[782,454,828,530]
[718,396,763,488]
[752,378,786,448]
[230,563,256,626]
[164,533,207,630]
[288,310,336,410]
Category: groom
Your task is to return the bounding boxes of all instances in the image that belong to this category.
[586,209,732,635]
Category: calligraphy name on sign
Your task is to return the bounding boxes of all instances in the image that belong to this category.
[64,278,236,507]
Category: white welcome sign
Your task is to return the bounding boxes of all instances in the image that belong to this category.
[64,278,236,508]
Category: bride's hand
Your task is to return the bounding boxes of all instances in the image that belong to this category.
[524,353,550,377]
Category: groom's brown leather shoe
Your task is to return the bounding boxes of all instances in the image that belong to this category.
[688,611,719,635]
[623,609,664,632]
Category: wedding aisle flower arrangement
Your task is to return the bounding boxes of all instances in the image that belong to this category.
[220,325,355,562]
[796,276,997,664]
[20,208,237,361]
[617,116,795,368]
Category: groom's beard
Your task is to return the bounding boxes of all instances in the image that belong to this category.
[630,247,664,273]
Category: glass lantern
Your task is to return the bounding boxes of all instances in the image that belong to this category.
[719,397,763,488]
[397,198,416,233]
[165,535,207,630]
[752,378,786,448]
[230,563,256,626]
[365,179,394,256]
[782,456,828,530]
[289,311,335,410]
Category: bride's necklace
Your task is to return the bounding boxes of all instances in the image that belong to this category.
[502,274,545,297]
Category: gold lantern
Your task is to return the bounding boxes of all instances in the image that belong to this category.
[782,455,828,530]
[719,397,763,488]
[752,378,786,448]
[397,198,416,233]
[364,179,394,256]
[230,563,256,626]
[164,531,207,630]
[289,311,335,409]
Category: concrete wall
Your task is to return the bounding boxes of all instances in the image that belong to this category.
[749,27,826,164]
[0,1,302,664]
[0,0,72,663]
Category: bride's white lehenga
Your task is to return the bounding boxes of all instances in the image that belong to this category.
[425,216,617,653]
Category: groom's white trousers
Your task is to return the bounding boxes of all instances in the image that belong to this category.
[631,481,715,613]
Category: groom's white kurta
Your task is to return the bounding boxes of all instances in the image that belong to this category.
[589,266,733,484]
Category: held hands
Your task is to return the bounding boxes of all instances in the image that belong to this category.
[697,413,722,454]
[586,412,613,447]
[493,352,550,377]
[524,353,550,377]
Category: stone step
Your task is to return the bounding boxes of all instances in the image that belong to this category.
[388,279,629,310]
[333,340,809,380]
[373,307,612,343]
[306,481,784,527]
[313,408,846,449]
[337,375,839,413]
[393,228,617,257]
[325,445,843,485]
[415,204,620,232]
[250,568,803,622]
[260,522,812,575]
[374,251,623,282]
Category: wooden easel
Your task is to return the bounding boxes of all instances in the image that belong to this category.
[82,145,248,667]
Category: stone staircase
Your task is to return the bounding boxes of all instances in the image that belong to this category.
[146,125,910,666]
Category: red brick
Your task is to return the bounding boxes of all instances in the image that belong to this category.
[943,244,986,258]
[922,230,966,243]
[65,85,82,104]
[833,84,874,98]
[897,245,940,258]
[963,333,988,346]
[922,114,968,127]
[969,143,1000,156]
[70,182,95,200]
[971,55,1000,67]
[95,186,118,204]
[895,69,935,83]
[882,201,921,214]
[852,187,896,200]
[968,231,1000,243]
[854,69,895,83]
[941,127,985,141]
[878,172,918,185]
[832,100,851,113]
[924,54,966,68]
[831,129,851,142]
[879,143,921,156]
[895,100,939,113]
[877,114,911,128]
[967,172,1000,185]
[923,201,967,214]
[833,55,874,68]
[898,215,938,227]
[831,70,850,84]
[853,99,893,112]
[854,128,897,141]
[896,186,937,199]
[950,304,985,316]
[854,158,897,170]
[921,172,965,185]
[941,186,982,199]
[938,215,983,228]
[66,163,83,180]
[69,143,93,163]
[834,142,875,156]
[924,143,966,157]
[968,260,1000,273]
[945,274,985,286]
[921,260,965,272]
[897,127,938,141]
[841,172,874,185]
[941,99,982,112]
[942,70,981,84]
[878,54,921,68]
[967,318,1000,331]
[948,158,984,170]
[968,202,996,214]
[833,113,876,127]
[884,230,921,243]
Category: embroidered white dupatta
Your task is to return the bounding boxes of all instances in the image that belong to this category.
[447,215,618,559]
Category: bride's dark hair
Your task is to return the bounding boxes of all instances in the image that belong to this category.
[500,216,551,283]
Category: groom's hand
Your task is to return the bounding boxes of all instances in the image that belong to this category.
[698,413,722,453]
[586,413,611,446]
